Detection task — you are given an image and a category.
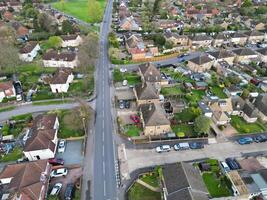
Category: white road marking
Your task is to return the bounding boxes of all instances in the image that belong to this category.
[103,179,106,196]
[102,131,105,142]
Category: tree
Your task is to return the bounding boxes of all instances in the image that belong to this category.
[45,36,62,50]
[194,116,211,135]
[108,32,119,48]
[37,13,56,33]
[62,20,75,34]
[242,0,253,7]
[165,40,173,49]
[88,0,102,23]
[241,88,250,99]
[0,42,21,72]
[211,72,219,85]
[153,34,166,46]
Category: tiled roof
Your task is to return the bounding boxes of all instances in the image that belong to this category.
[189,54,213,65]
[135,82,159,100]
[19,41,38,54]
[50,68,72,84]
[43,50,76,61]
[139,63,161,82]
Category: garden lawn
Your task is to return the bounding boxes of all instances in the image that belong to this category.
[141,173,160,188]
[127,182,161,200]
[0,106,15,113]
[185,90,205,105]
[124,125,141,137]
[231,115,266,134]
[211,86,227,98]
[113,68,141,85]
[202,172,231,198]
[32,99,72,106]
[171,124,195,137]
[52,0,106,23]
[0,147,23,162]
[174,107,200,122]
[160,68,193,83]
[161,86,182,96]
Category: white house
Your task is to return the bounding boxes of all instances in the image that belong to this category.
[61,34,83,47]
[49,68,74,93]
[43,50,79,68]
[23,114,59,161]
[0,81,16,102]
[19,41,40,62]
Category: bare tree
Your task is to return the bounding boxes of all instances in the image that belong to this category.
[0,42,21,72]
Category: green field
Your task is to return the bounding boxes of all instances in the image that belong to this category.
[127,182,161,200]
[161,86,182,96]
[52,0,106,23]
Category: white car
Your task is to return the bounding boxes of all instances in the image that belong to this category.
[122,80,128,86]
[58,140,66,153]
[156,145,171,153]
[50,168,68,178]
[173,143,190,151]
[120,68,127,73]
[50,183,63,195]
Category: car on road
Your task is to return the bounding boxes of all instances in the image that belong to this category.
[238,137,253,145]
[173,142,190,151]
[50,183,63,195]
[48,158,64,166]
[225,158,240,170]
[130,115,140,123]
[58,140,66,153]
[189,142,204,149]
[50,168,68,178]
[156,145,171,153]
[120,68,127,73]
[253,135,267,143]
[64,183,75,200]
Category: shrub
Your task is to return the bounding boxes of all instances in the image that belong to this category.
[177,132,185,138]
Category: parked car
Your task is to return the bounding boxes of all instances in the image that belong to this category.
[156,145,171,153]
[48,158,64,166]
[189,142,204,149]
[173,143,190,151]
[225,158,240,170]
[119,100,124,109]
[58,140,66,153]
[220,161,230,173]
[50,183,63,195]
[238,137,253,145]
[64,183,75,200]
[130,115,140,123]
[120,68,127,73]
[50,168,68,178]
[125,101,130,109]
[122,80,128,86]
[253,135,267,143]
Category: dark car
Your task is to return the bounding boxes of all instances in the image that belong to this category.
[254,135,267,143]
[125,101,130,109]
[189,142,204,149]
[48,158,64,166]
[64,183,75,200]
[225,158,240,170]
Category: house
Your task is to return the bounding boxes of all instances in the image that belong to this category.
[0,160,51,200]
[212,33,229,47]
[256,48,267,63]
[210,98,233,125]
[156,20,179,30]
[138,63,162,86]
[223,86,243,97]
[185,6,219,19]
[164,32,188,46]
[162,162,209,200]
[254,93,267,122]
[231,96,245,115]
[12,22,29,39]
[198,101,212,117]
[2,10,13,21]
[49,68,74,93]
[242,102,258,123]
[134,83,159,105]
[215,60,231,76]
[207,50,235,65]
[188,35,213,48]
[125,34,146,60]
[194,81,208,90]
[251,22,266,31]
[0,81,16,102]
[230,32,248,46]
[120,16,141,31]
[245,30,265,44]
[187,54,214,73]
[23,114,59,161]
[19,41,40,62]
[61,34,83,47]
[43,50,79,68]
[139,103,171,136]
[232,48,258,64]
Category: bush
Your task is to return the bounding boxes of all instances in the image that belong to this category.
[177,132,185,138]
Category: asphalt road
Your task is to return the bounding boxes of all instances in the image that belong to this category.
[92,0,118,199]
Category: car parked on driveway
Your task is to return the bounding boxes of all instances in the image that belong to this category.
[50,168,68,178]
[189,142,204,149]
[58,140,66,153]
[173,143,190,151]
[48,158,64,166]
[119,100,124,109]
[156,145,171,153]
[130,115,140,123]
[238,137,253,145]
[225,158,240,170]
[50,183,62,195]
[253,135,267,143]
[64,183,75,200]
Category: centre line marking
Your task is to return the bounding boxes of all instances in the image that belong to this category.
[103,179,106,196]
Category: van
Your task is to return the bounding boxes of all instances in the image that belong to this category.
[220,161,230,173]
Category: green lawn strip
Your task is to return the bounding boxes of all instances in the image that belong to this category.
[174,107,200,122]
[125,74,141,85]
[161,85,182,96]
[0,106,15,113]
[113,68,141,85]
[140,173,160,188]
[171,124,195,137]
[231,115,266,134]
[160,68,194,83]
[124,125,141,137]
[0,147,23,162]
[32,99,72,106]
[52,0,106,23]
[127,182,161,200]
[210,86,227,98]
[185,90,205,105]
[11,113,32,121]
[202,172,231,198]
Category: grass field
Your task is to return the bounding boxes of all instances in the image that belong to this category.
[0,147,23,162]
[127,182,161,200]
[124,125,141,137]
[171,124,195,137]
[210,86,227,99]
[52,0,106,23]
[0,106,15,113]
[161,86,182,96]
[140,173,160,188]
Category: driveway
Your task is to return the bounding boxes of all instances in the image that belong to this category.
[56,139,84,165]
